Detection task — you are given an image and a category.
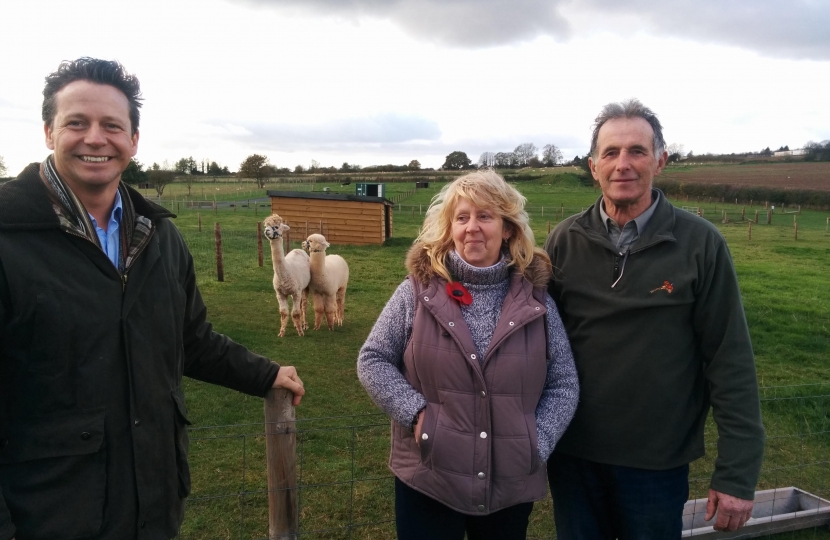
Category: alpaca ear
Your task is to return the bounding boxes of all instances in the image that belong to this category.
[282,224,291,231]
[324,241,330,248]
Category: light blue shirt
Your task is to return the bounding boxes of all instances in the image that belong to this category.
[89,190,122,269]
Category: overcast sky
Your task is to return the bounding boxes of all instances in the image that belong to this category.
[1,0,829,174]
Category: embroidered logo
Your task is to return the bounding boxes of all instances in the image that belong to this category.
[650,281,674,294]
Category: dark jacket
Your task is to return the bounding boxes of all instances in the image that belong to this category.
[544,191,764,500]
[389,248,550,515]
[0,164,279,540]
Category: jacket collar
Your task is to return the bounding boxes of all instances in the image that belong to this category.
[0,162,173,231]
[571,188,676,252]
[405,241,552,288]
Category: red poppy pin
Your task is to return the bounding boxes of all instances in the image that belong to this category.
[650,281,674,294]
[447,282,473,305]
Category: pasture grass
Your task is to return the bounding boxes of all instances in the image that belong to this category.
[174,173,830,539]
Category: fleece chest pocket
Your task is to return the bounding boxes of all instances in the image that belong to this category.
[0,409,107,540]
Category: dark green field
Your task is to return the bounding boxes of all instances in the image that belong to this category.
[167,172,830,539]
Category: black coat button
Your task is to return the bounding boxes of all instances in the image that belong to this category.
[81,432,91,441]
[134,419,141,426]
[140,521,146,528]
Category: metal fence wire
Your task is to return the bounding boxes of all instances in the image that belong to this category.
[175,383,830,539]
[175,203,830,283]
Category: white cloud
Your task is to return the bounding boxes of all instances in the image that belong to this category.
[0,0,828,174]
[242,0,830,60]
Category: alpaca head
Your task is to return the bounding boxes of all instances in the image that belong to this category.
[263,214,289,240]
[303,234,330,253]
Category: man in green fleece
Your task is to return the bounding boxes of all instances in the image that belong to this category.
[544,99,764,539]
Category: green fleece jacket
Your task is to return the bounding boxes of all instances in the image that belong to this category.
[544,191,764,500]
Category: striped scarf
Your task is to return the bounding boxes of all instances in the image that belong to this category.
[39,155,155,273]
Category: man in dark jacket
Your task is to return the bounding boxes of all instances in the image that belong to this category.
[0,58,305,540]
[544,99,764,539]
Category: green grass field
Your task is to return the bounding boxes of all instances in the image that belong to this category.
[169,172,830,539]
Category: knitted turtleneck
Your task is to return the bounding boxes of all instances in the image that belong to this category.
[446,250,511,361]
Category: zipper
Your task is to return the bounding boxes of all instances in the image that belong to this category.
[611,249,630,289]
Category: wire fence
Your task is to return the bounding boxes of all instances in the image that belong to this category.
[175,383,830,539]
[175,203,830,286]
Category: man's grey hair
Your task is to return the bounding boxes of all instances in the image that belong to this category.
[590,99,666,159]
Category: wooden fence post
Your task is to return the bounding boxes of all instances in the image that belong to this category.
[748,221,752,241]
[264,389,299,539]
[257,222,264,267]
[198,212,202,232]
[214,223,224,282]
[754,210,758,224]
[794,222,798,240]
[767,210,772,225]
[547,221,551,234]
[741,207,745,221]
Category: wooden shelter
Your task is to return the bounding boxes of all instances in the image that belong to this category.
[266,191,394,245]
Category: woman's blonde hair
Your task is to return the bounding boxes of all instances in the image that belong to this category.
[414,169,539,282]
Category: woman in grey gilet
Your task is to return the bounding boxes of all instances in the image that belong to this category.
[358,170,579,540]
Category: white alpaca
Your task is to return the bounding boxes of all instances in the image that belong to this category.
[263,214,310,337]
[302,234,349,331]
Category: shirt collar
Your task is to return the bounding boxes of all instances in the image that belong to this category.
[89,189,123,228]
[599,189,661,235]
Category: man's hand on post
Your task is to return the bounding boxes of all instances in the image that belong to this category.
[272,366,304,406]
[705,489,754,531]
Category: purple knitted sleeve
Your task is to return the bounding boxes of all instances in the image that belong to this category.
[357,279,427,428]
[534,295,580,461]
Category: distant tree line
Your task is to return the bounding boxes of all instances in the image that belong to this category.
[121,158,233,197]
[117,138,830,196]
[672,141,830,164]
[656,180,830,209]
[803,141,830,162]
[474,143,564,170]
